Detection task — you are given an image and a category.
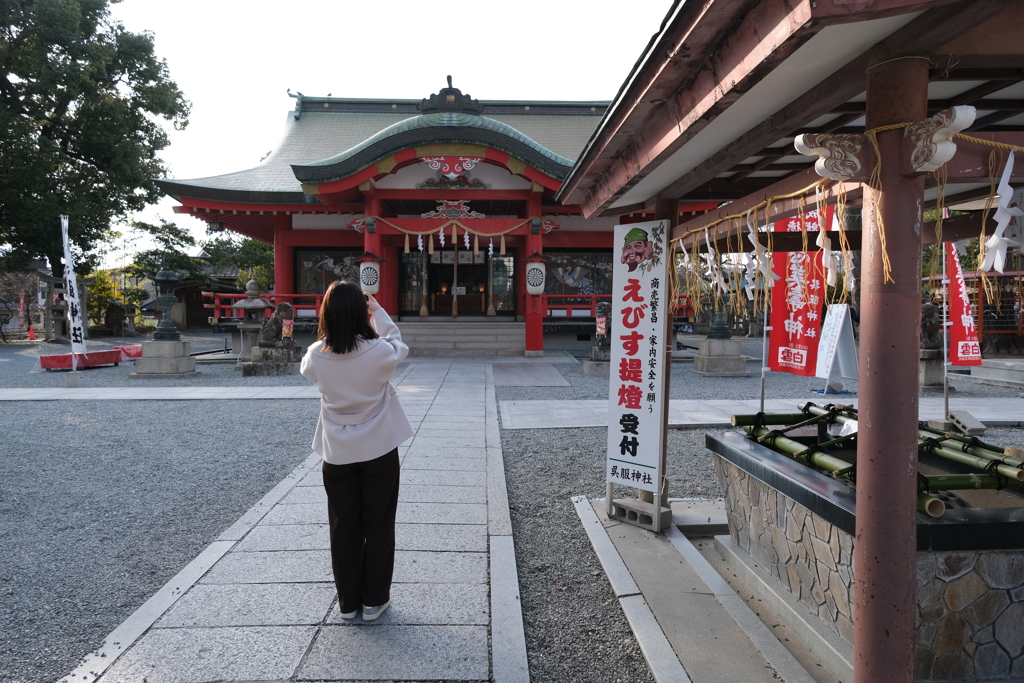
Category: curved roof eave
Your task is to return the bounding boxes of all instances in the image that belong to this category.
[291,111,574,183]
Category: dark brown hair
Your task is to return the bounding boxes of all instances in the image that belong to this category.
[317,281,377,354]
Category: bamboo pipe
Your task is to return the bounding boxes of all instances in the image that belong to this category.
[744,426,853,474]
[917,425,1024,468]
[745,425,945,517]
[921,474,1024,491]
[796,403,1024,480]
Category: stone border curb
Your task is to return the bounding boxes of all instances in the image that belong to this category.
[486,364,531,683]
[59,452,318,683]
[663,527,817,683]
[572,496,691,683]
[713,534,854,682]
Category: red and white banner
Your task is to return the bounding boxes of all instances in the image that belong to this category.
[947,243,982,366]
[768,250,825,376]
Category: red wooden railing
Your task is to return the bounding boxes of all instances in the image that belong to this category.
[202,292,324,322]
[540,294,694,319]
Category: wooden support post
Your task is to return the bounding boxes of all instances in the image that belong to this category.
[273,214,292,300]
[854,53,929,683]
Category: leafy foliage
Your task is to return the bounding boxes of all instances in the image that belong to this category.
[0,0,190,274]
[200,232,274,289]
[124,218,205,280]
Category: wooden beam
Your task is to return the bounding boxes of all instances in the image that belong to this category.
[654,0,1012,204]
[566,0,818,215]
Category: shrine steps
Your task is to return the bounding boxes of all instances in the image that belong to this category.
[395,320,525,356]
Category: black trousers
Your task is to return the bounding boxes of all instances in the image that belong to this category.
[322,448,400,613]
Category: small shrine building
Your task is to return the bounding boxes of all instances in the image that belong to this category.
[157,80,714,354]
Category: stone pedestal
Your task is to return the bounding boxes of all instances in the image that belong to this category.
[582,344,611,375]
[237,324,262,362]
[240,345,303,376]
[693,339,749,377]
[129,340,197,379]
[919,348,950,393]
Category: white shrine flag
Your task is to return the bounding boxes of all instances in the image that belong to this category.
[60,215,87,356]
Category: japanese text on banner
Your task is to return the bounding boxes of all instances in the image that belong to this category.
[60,215,87,356]
[606,222,669,494]
[947,244,982,366]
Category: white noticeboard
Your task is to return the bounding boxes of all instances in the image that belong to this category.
[815,303,858,380]
[606,220,669,494]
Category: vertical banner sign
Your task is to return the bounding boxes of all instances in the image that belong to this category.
[606,221,669,494]
[947,243,982,366]
[768,249,825,376]
[60,215,87,355]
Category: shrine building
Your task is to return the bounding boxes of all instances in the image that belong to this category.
[157,80,714,355]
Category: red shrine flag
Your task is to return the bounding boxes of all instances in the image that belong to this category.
[947,243,982,366]
[768,249,826,377]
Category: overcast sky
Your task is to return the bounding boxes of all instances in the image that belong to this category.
[102,0,674,265]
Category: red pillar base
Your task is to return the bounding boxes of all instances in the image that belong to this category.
[525,295,543,356]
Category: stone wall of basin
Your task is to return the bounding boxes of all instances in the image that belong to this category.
[714,456,1024,681]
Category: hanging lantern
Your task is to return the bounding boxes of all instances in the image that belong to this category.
[525,261,546,296]
[359,261,380,295]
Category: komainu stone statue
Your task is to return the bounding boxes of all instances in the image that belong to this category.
[259,303,295,348]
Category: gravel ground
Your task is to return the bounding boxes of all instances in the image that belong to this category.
[0,400,317,683]
[501,423,719,683]
[0,332,322,389]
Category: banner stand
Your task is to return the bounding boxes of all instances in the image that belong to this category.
[931,246,956,431]
[760,309,770,413]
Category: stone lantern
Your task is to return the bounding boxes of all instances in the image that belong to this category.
[153,264,180,341]
[233,279,274,362]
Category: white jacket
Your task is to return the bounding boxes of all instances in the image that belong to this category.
[300,309,414,465]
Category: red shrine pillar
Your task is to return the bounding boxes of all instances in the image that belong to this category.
[854,53,928,683]
[524,187,545,356]
[361,192,396,313]
[273,214,293,299]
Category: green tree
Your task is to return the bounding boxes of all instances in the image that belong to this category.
[199,232,274,289]
[0,0,190,276]
[125,218,205,280]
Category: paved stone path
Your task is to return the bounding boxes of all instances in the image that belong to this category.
[54,361,528,683]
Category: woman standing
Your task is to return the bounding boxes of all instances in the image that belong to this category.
[300,281,413,621]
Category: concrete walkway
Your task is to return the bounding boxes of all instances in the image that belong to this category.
[56,361,528,683]
[500,396,1024,429]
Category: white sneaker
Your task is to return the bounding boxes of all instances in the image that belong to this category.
[362,601,390,621]
[340,608,357,620]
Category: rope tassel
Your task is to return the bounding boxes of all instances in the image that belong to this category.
[404,233,410,254]
[428,232,434,254]
[474,234,479,255]
[500,234,506,255]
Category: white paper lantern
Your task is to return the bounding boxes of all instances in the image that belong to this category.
[525,262,546,296]
[359,261,380,295]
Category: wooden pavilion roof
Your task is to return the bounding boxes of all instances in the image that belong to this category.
[556,0,1024,248]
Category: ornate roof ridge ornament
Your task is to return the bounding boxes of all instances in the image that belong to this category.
[418,76,485,116]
